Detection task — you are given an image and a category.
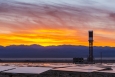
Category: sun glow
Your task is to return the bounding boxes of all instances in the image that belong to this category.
[0,29,83,46]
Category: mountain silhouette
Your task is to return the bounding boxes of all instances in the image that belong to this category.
[0,45,114,58]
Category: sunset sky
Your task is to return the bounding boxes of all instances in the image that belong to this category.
[0,0,115,47]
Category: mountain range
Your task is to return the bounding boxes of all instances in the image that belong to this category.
[0,45,115,58]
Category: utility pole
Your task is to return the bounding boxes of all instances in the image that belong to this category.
[101,52,102,64]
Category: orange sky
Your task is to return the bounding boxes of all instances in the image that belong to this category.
[0,28,115,47]
[0,0,115,47]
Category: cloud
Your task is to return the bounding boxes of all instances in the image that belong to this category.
[0,0,115,30]
[0,0,115,46]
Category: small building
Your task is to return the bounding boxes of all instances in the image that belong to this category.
[73,58,84,64]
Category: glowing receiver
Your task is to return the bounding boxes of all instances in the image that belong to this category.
[89,30,93,41]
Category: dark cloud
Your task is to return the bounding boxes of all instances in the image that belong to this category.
[109,13,115,21]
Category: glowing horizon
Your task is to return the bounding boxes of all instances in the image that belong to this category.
[0,0,115,47]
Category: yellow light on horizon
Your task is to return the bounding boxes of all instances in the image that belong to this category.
[0,28,115,47]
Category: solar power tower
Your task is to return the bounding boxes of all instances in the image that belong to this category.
[87,30,94,63]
